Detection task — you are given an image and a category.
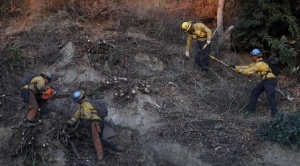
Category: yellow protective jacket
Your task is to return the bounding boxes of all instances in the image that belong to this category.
[68,101,101,125]
[186,23,212,52]
[22,76,47,94]
[235,58,276,80]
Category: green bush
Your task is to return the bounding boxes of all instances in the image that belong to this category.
[256,111,300,150]
[8,48,27,67]
[235,0,300,69]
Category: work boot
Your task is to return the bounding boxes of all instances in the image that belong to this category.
[23,121,37,127]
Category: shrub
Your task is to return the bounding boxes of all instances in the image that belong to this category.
[41,0,120,21]
[8,48,27,67]
[256,111,300,150]
[235,0,300,69]
[0,0,24,19]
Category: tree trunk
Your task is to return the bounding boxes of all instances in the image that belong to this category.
[217,0,225,43]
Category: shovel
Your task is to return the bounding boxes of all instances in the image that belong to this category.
[275,86,294,101]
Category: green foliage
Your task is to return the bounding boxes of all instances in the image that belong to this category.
[235,0,300,68]
[8,48,27,67]
[256,111,300,150]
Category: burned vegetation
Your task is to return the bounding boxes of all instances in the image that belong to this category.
[1,1,299,166]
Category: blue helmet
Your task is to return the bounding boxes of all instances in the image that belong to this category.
[72,90,85,103]
[250,48,262,56]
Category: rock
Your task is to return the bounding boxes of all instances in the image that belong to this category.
[103,126,116,140]
[118,130,133,144]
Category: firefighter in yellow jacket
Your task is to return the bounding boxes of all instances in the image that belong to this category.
[230,48,278,117]
[21,72,53,127]
[182,21,212,72]
[67,90,122,163]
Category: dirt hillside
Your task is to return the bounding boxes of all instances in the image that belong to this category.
[0,1,300,166]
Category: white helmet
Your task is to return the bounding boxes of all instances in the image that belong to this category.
[41,72,53,82]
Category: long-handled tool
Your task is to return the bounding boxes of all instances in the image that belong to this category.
[202,23,222,50]
[275,86,294,101]
[202,24,234,50]
[210,55,235,71]
[210,55,294,101]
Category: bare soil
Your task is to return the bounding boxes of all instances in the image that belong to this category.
[1,4,300,166]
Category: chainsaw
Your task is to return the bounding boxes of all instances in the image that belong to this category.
[41,87,57,100]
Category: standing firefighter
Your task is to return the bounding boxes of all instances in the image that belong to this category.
[20,72,53,127]
[230,48,278,117]
[66,90,122,163]
[182,21,212,73]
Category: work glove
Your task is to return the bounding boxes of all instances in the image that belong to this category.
[66,119,74,126]
[185,51,190,58]
[206,40,211,45]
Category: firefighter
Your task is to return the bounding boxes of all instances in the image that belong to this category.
[182,21,212,73]
[230,48,278,117]
[67,90,123,163]
[20,72,53,127]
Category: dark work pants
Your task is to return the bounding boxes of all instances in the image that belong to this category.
[195,40,210,72]
[246,78,278,116]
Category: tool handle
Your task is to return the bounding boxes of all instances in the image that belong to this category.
[210,55,235,71]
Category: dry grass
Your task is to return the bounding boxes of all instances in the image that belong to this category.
[0,1,255,165]
[0,0,24,19]
[41,0,123,21]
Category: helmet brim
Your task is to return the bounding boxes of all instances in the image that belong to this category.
[185,23,192,32]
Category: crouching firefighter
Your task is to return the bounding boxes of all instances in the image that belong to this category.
[20,72,53,127]
[229,48,278,117]
[66,90,123,162]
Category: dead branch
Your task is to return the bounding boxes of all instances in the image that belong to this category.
[69,140,81,159]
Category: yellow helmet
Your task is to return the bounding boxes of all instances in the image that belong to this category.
[181,21,192,32]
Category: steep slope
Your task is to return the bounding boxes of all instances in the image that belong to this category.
[0,2,300,166]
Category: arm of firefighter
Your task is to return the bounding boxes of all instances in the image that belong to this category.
[68,109,81,125]
[31,76,47,92]
[185,35,193,52]
[235,63,257,75]
[202,24,212,41]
